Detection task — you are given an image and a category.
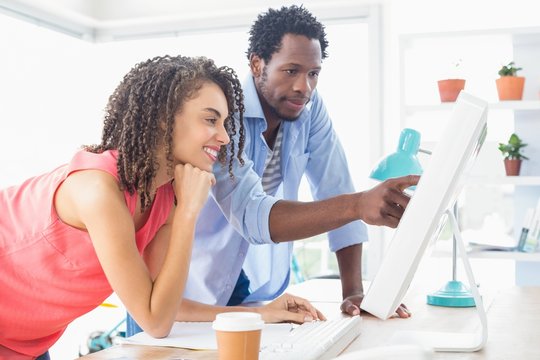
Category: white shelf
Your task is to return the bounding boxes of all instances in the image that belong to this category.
[466,176,540,186]
[400,26,540,285]
[468,250,540,262]
[431,249,540,262]
[489,100,540,110]
[405,100,540,115]
[400,26,540,41]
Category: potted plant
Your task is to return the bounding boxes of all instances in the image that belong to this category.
[437,59,465,102]
[498,133,528,176]
[496,61,525,101]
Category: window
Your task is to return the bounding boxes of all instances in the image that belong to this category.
[292,19,379,282]
[0,15,251,188]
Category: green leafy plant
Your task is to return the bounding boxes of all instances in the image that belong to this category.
[498,133,529,160]
[498,61,522,77]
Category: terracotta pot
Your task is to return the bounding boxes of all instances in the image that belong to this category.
[504,158,522,176]
[496,76,525,101]
[437,79,466,102]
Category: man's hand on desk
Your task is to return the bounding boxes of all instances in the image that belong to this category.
[391,303,412,318]
[256,293,326,324]
[341,294,412,319]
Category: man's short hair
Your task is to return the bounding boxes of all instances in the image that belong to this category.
[247,5,329,63]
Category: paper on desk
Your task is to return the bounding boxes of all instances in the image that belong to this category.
[121,321,293,350]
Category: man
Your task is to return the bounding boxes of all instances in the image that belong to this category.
[127,5,417,336]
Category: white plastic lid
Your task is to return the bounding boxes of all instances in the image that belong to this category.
[212,312,264,332]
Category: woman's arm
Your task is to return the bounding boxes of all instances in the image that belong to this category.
[144,219,326,326]
[175,294,325,324]
[144,206,326,326]
[60,164,214,338]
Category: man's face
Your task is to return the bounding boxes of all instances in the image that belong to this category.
[251,34,322,121]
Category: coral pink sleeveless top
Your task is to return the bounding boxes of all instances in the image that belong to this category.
[0,150,174,358]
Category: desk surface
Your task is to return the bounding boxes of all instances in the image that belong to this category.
[79,282,540,360]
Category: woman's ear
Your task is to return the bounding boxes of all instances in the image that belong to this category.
[249,54,263,78]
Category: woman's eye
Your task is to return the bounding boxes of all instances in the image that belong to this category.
[206,118,217,125]
[285,69,297,75]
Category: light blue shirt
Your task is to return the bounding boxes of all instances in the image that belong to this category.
[183,76,368,305]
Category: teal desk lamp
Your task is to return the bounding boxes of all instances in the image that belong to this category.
[426,202,476,307]
[370,128,474,307]
[370,128,424,181]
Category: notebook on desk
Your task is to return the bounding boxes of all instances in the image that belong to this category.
[121,321,293,350]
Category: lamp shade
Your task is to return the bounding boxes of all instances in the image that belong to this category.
[370,128,423,181]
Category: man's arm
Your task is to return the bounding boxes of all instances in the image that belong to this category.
[335,243,411,318]
[269,176,419,243]
[336,243,363,316]
[268,174,418,319]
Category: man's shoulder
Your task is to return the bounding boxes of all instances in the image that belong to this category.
[310,89,324,107]
[304,90,327,121]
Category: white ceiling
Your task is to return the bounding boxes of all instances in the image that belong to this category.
[0,0,377,42]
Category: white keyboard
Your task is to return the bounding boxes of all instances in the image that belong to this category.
[260,315,362,360]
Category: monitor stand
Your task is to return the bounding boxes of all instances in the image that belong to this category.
[389,209,488,352]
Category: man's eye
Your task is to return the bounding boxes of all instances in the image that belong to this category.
[206,118,217,124]
[285,69,297,75]
[310,71,320,78]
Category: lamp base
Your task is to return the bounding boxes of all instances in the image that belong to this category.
[427,280,476,307]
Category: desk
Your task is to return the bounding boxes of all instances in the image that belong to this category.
[79,279,540,360]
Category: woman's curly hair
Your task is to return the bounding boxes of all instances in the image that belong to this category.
[85,55,245,211]
[246,5,329,63]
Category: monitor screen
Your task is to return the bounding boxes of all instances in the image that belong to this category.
[360,92,488,320]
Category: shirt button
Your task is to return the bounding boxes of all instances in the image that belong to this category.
[239,252,244,257]
[226,285,232,290]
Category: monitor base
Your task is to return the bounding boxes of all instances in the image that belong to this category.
[389,330,485,352]
[394,209,488,352]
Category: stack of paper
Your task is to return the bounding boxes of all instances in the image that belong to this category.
[121,321,293,350]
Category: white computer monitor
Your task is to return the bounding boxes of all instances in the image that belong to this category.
[360,92,488,350]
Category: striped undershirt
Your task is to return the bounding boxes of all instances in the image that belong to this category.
[262,125,284,195]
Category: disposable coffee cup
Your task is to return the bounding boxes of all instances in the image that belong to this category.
[212,312,264,360]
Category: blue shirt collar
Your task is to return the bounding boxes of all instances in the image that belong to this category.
[242,75,266,120]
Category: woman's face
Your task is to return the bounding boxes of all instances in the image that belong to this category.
[172,81,230,172]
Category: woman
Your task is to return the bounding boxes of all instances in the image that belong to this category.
[0,55,322,360]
